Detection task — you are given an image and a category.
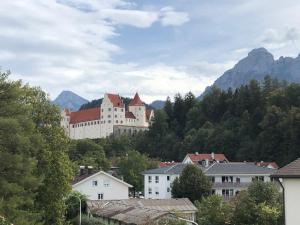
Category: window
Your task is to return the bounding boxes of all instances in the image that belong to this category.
[236,178,241,183]
[104,180,110,187]
[209,176,215,183]
[120,120,123,124]
[115,115,117,118]
[212,189,216,195]
[101,109,103,112]
[155,191,159,195]
[98,193,104,200]
[139,107,141,110]
[253,176,264,182]
[167,176,170,181]
[108,115,111,118]
[155,176,159,183]
[148,176,152,183]
[97,121,100,124]
[148,188,152,195]
[88,122,90,125]
[114,108,117,111]
[222,176,233,183]
[85,122,87,126]
[222,189,234,197]
[121,109,124,112]
[167,187,170,192]
[92,180,98,186]
[72,125,74,128]
[108,108,111,111]
[108,120,111,123]
[116,120,118,123]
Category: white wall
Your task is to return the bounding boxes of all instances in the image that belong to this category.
[144,174,179,199]
[73,172,130,200]
[283,178,300,225]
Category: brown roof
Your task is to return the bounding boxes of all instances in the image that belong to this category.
[129,93,144,106]
[125,111,136,119]
[69,108,100,124]
[72,171,98,185]
[146,109,153,122]
[272,158,300,178]
[159,162,180,168]
[255,162,279,169]
[87,200,171,225]
[187,153,228,163]
[107,93,124,107]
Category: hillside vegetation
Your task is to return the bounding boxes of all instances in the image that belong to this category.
[105,76,300,166]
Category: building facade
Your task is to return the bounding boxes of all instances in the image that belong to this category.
[143,157,277,200]
[272,158,300,225]
[72,168,132,200]
[61,93,154,139]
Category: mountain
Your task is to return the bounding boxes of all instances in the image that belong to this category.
[202,48,300,97]
[149,100,165,109]
[53,90,88,111]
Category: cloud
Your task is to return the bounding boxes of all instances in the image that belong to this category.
[159,7,190,26]
[258,27,300,49]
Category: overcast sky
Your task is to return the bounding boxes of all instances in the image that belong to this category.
[1,0,300,103]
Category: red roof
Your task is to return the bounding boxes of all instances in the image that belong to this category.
[64,108,71,116]
[125,111,136,119]
[107,94,124,107]
[70,108,100,124]
[255,162,279,169]
[159,162,179,168]
[187,153,228,163]
[129,93,144,106]
[146,109,153,122]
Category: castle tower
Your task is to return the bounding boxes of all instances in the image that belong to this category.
[128,93,146,126]
[100,93,125,137]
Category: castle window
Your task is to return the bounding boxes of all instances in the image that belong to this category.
[97,121,100,124]
[120,120,123,124]
[108,115,111,118]
[88,122,90,126]
[108,120,111,123]
[116,120,118,123]
[115,115,117,118]
[85,123,87,126]
[121,109,124,112]
[139,107,141,110]
[72,125,74,128]
[108,108,111,111]
[114,108,117,111]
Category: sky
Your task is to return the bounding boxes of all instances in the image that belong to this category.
[1,0,300,103]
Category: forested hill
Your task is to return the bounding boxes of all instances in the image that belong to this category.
[127,76,300,167]
[80,96,154,110]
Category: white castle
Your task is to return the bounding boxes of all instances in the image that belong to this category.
[61,93,154,139]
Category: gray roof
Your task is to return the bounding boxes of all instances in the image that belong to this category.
[142,163,189,175]
[272,158,300,178]
[205,162,277,175]
[87,198,197,225]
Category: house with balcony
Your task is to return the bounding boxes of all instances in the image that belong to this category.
[182,152,229,166]
[205,162,277,199]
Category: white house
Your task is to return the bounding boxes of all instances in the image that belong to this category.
[61,93,154,139]
[142,161,276,200]
[272,158,300,225]
[142,164,187,199]
[72,167,132,200]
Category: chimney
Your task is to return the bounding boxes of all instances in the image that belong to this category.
[87,166,93,174]
[79,166,85,176]
[211,152,215,160]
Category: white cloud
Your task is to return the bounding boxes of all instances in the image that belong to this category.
[160,7,190,26]
[258,27,300,49]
